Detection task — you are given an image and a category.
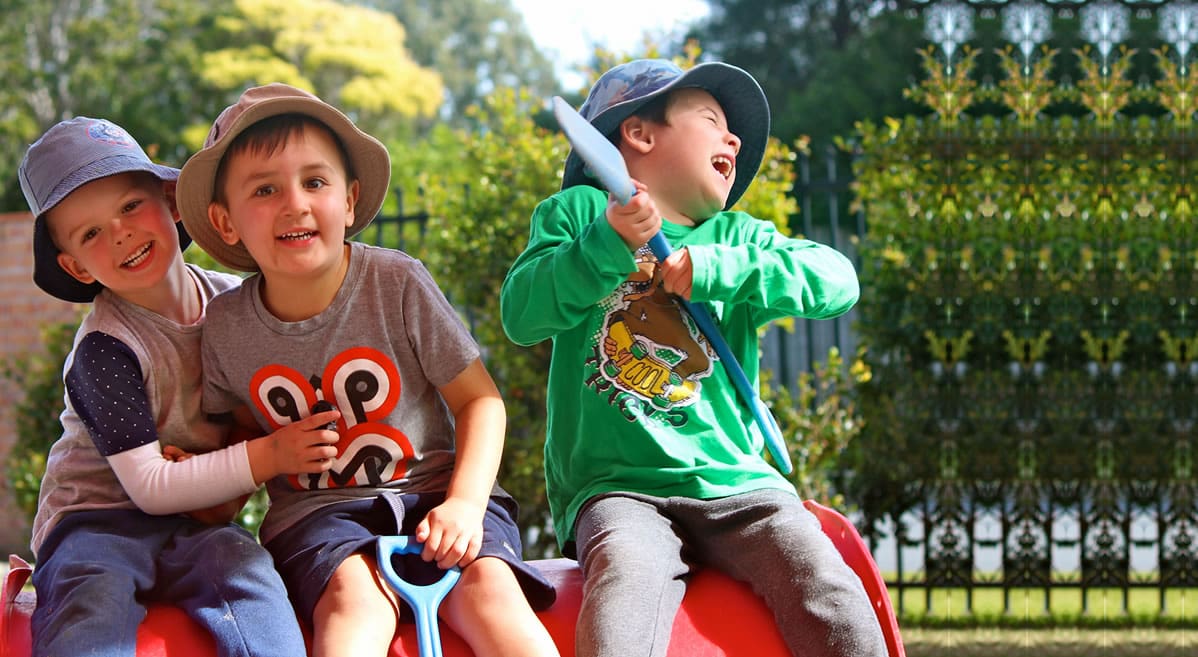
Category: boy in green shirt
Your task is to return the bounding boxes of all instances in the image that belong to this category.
[501,59,887,657]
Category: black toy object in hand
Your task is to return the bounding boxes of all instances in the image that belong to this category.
[311,400,338,431]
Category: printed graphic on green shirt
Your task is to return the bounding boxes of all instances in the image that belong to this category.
[598,250,715,410]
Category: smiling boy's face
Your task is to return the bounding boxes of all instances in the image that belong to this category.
[623,88,742,225]
[47,171,182,300]
[207,123,359,286]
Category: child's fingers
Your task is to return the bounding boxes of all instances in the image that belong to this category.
[417,519,441,562]
[450,533,482,569]
[302,409,341,431]
[662,269,693,300]
[660,248,694,299]
[425,528,467,569]
[302,445,337,472]
[162,445,192,462]
[302,410,341,467]
[282,427,339,473]
[421,538,441,564]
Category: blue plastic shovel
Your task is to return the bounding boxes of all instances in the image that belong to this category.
[376,536,461,657]
[551,96,792,475]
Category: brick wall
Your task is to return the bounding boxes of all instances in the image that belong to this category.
[1,212,83,558]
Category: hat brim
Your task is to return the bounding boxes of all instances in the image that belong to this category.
[35,157,182,222]
[177,96,391,272]
[561,62,770,212]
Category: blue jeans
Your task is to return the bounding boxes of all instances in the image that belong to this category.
[32,509,306,657]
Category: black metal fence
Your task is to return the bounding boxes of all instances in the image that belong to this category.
[761,147,862,391]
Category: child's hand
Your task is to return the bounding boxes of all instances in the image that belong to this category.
[606,179,661,251]
[414,496,485,569]
[659,248,694,300]
[162,444,193,462]
[260,410,342,476]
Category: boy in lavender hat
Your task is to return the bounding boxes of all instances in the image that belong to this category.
[502,59,887,657]
[20,117,339,657]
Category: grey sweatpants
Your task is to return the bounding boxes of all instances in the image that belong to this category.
[573,489,888,657]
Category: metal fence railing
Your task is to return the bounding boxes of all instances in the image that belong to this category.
[761,147,861,390]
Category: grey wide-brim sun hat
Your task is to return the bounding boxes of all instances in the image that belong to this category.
[20,116,189,303]
[177,83,391,272]
[561,59,770,211]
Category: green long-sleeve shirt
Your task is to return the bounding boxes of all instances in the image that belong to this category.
[501,185,859,552]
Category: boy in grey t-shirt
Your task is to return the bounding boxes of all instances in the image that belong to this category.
[178,84,557,657]
[20,118,337,656]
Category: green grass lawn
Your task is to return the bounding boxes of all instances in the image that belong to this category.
[902,628,1197,656]
[893,587,1198,627]
[895,587,1198,656]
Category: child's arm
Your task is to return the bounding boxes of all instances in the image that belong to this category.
[65,333,338,515]
[500,189,641,345]
[109,405,341,515]
[677,218,861,325]
[236,403,343,485]
[158,405,341,523]
[161,422,258,524]
[413,358,505,570]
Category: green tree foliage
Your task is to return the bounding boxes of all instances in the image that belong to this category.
[0,0,447,211]
[762,346,871,507]
[848,40,1196,532]
[364,0,559,123]
[0,0,228,211]
[3,321,78,520]
[412,87,567,556]
[689,0,927,148]
[193,0,444,147]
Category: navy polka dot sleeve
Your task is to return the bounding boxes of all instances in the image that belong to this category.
[65,332,158,457]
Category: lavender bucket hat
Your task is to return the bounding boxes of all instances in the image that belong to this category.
[19,117,187,302]
[561,59,770,210]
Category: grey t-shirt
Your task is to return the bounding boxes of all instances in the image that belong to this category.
[31,265,241,554]
[201,242,487,543]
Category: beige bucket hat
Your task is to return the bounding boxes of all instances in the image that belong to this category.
[178,83,390,271]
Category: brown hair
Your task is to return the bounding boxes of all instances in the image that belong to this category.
[212,114,355,205]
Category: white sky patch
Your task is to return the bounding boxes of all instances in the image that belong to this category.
[510,0,711,89]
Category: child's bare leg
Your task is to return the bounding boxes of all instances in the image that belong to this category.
[441,556,560,657]
[312,553,401,657]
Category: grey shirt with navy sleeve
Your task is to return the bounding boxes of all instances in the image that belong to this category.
[31,265,241,554]
[201,242,498,544]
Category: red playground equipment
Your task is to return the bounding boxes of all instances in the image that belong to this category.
[1,500,903,657]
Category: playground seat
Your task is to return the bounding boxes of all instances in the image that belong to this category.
[802,499,905,657]
[2,501,902,657]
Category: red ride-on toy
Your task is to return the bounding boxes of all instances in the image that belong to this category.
[1,500,902,657]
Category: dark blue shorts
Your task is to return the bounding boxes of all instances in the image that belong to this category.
[264,491,556,624]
